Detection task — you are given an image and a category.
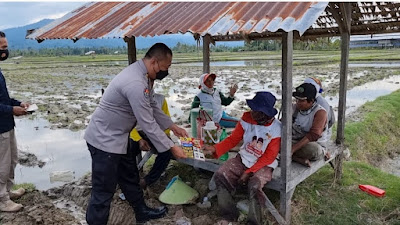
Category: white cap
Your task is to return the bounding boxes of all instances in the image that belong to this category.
[204,121,217,130]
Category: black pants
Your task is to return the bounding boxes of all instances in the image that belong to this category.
[86,143,144,225]
[130,132,172,186]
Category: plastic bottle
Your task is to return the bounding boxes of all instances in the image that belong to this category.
[219,128,229,161]
[190,106,203,137]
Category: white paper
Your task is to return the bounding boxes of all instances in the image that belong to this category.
[26,104,38,112]
[193,146,205,161]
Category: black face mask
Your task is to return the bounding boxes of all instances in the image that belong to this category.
[0,49,9,61]
[156,70,169,80]
[251,111,272,125]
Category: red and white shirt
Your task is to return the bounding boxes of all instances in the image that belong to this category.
[214,112,281,173]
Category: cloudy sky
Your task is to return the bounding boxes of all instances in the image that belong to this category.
[0,2,86,30]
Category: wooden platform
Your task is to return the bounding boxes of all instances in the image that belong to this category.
[139,131,342,225]
[177,141,340,192]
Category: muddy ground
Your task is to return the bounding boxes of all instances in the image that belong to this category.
[0,190,81,225]
[1,53,400,224]
[2,163,269,225]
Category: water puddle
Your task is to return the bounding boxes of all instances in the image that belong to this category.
[349,62,400,68]
[326,75,400,115]
[179,60,278,67]
[179,60,400,68]
[54,198,87,225]
[380,155,400,177]
[14,117,90,190]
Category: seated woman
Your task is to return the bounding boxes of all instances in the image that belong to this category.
[203,91,281,225]
[189,73,239,128]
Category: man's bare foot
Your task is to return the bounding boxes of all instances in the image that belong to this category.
[293,156,311,167]
[324,152,331,161]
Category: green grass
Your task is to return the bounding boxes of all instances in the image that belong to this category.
[292,162,400,225]
[289,90,400,225]
[344,90,400,165]
[12,183,36,192]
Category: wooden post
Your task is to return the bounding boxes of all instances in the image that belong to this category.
[124,36,137,65]
[203,35,210,73]
[280,31,293,224]
[336,4,351,145]
[335,3,351,181]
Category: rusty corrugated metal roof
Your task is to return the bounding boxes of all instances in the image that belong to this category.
[27,2,328,41]
[27,2,400,41]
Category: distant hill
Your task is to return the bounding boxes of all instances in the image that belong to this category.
[3,19,243,50]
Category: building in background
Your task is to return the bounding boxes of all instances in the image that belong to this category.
[350,33,400,48]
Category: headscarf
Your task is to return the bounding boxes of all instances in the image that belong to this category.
[198,73,216,95]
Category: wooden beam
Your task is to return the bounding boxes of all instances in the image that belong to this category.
[261,192,288,225]
[280,31,293,223]
[327,2,345,34]
[124,36,136,65]
[137,150,155,170]
[202,35,211,73]
[340,2,352,34]
[177,158,221,172]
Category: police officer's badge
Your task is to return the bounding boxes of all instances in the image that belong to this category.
[144,88,150,98]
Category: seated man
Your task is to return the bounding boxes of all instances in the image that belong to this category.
[203,91,281,225]
[189,73,239,128]
[303,77,335,139]
[292,83,330,167]
[129,93,172,189]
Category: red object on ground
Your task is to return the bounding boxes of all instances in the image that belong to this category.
[359,184,386,197]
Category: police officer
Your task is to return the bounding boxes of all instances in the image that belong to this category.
[84,43,188,224]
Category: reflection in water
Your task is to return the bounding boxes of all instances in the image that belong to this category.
[180,60,278,67]
[14,117,90,190]
[327,75,400,116]
[349,62,400,68]
[181,60,400,68]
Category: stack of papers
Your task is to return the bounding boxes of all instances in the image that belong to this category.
[26,104,38,112]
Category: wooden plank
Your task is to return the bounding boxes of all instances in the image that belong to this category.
[287,147,339,191]
[177,158,221,172]
[334,150,344,181]
[124,37,136,65]
[137,150,155,170]
[202,35,210,73]
[174,142,340,192]
[280,31,293,222]
[261,191,287,225]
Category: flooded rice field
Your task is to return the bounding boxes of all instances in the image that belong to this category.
[2,56,400,190]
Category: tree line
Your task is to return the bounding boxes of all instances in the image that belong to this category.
[7,37,348,57]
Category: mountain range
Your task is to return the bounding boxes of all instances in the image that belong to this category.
[3,19,243,50]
